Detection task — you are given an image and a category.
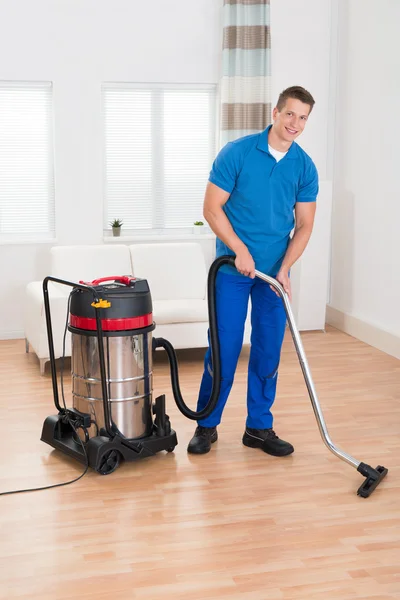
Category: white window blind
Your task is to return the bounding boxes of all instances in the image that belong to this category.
[103,83,217,234]
[0,81,55,243]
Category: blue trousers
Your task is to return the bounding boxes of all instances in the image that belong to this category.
[197,271,287,429]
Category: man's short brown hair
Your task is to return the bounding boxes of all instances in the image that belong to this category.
[276,86,315,113]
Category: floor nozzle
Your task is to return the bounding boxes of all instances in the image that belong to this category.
[357,463,388,498]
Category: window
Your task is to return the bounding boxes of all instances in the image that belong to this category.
[0,81,55,243]
[102,83,217,235]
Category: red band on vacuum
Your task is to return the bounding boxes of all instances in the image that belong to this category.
[70,313,153,331]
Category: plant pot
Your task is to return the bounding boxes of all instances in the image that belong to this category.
[192,226,206,235]
[112,227,121,237]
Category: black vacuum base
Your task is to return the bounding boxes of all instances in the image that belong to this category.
[357,463,388,498]
[41,414,178,475]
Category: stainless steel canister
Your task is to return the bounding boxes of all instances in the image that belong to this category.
[71,331,153,439]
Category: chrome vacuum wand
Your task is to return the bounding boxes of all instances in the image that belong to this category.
[254,266,388,498]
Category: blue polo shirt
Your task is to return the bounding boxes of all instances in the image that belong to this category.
[209,125,319,276]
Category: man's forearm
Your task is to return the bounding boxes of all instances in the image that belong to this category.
[280,225,313,272]
[204,206,248,256]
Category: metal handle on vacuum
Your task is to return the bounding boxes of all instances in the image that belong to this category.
[252,266,360,469]
[42,276,114,437]
[231,257,388,496]
[79,275,136,286]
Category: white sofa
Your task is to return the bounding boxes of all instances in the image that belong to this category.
[129,243,210,350]
[24,242,215,374]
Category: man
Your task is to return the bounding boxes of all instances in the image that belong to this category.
[188,86,319,456]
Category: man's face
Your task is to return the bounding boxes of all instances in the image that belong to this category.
[272,98,311,143]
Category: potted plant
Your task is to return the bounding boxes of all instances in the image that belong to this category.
[193,220,205,234]
[110,218,123,237]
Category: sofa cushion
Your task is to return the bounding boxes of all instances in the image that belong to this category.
[51,244,133,283]
[129,243,207,301]
[152,299,208,325]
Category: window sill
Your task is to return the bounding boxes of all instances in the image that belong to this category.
[0,237,57,246]
[103,232,216,243]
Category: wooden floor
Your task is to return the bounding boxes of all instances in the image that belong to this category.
[0,327,399,599]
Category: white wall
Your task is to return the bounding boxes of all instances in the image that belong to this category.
[0,0,334,338]
[327,0,400,359]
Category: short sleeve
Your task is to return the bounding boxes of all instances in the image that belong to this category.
[296,160,319,203]
[208,142,243,194]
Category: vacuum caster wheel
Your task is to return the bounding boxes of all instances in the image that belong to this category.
[166,446,175,453]
[96,449,121,475]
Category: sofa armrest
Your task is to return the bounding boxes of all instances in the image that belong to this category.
[24,281,72,362]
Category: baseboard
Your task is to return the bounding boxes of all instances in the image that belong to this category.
[0,331,24,341]
[326,306,400,360]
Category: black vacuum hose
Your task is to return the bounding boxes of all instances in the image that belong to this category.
[153,254,236,420]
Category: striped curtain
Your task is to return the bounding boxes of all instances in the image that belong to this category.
[220,0,271,147]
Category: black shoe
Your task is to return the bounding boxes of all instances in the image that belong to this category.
[187,426,218,454]
[242,427,294,457]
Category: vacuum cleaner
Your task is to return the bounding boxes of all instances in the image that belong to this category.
[41,256,388,498]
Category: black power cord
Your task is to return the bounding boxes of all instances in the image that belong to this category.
[0,293,89,496]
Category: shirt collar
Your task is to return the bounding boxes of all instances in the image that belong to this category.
[257,124,299,160]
